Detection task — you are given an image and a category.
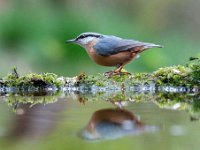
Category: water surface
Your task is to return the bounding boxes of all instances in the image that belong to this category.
[0,90,200,150]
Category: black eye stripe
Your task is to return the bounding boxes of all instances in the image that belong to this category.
[76,34,102,40]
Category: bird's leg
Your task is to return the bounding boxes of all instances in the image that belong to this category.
[114,64,123,73]
[104,64,122,76]
[114,65,131,75]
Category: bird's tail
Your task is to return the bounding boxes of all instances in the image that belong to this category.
[143,43,163,49]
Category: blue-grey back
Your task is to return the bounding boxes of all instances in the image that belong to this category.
[94,36,144,56]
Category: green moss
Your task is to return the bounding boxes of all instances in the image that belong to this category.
[152,65,192,86]
[1,68,64,88]
[77,58,199,88]
[150,58,199,87]
[187,57,200,85]
[0,57,199,91]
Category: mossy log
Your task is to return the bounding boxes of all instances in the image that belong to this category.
[0,57,199,93]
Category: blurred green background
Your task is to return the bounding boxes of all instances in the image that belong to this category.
[0,0,200,76]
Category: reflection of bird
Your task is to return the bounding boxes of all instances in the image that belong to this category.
[79,108,157,140]
[67,32,163,76]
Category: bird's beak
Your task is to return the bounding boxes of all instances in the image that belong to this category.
[66,39,76,43]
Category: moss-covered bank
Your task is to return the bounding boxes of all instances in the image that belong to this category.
[0,57,199,92]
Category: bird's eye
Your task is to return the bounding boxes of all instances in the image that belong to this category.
[79,35,85,40]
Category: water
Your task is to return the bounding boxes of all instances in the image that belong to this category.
[0,89,200,150]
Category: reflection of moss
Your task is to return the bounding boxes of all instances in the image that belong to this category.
[154,92,193,110]
[77,91,200,119]
[4,91,62,108]
[191,99,200,112]
[2,85,200,120]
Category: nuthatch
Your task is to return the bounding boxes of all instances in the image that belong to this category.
[66,32,163,76]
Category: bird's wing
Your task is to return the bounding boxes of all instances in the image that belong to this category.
[93,36,144,56]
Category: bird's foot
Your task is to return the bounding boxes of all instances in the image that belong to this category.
[104,71,115,77]
[118,71,131,75]
[104,71,131,77]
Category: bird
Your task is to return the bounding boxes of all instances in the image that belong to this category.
[66,32,163,76]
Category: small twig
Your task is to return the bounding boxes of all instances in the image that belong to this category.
[12,67,19,78]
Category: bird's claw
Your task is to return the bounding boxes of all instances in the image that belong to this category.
[104,71,115,77]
